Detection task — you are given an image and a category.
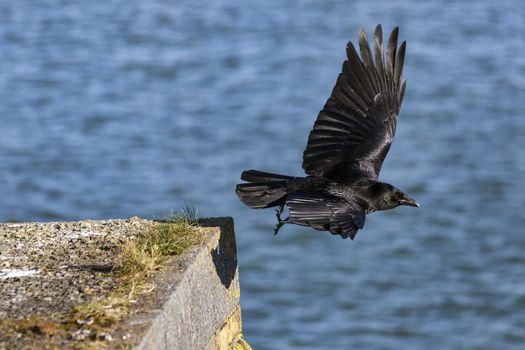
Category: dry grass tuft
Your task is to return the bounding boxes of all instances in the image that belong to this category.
[116,211,202,280]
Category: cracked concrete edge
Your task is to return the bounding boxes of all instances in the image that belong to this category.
[134,217,243,350]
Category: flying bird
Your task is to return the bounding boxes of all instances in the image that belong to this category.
[236,25,419,240]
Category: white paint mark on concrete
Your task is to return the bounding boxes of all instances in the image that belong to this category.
[79,231,104,237]
[66,231,105,239]
[0,269,39,279]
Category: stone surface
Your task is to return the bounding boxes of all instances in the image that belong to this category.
[0,218,148,322]
[0,217,243,350]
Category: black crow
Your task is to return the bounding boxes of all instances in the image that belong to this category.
[236,25,419,240]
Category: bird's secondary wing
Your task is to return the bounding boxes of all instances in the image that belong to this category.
[302,25,407,181]
[286,191,366,240]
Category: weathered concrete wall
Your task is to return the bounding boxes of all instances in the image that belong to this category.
[0,216,249,350]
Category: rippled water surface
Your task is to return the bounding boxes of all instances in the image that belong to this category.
[1,1,524,349]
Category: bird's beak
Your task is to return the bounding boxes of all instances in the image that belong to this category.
[400,194,420,208]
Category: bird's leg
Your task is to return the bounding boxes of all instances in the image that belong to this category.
[274,205,284,222]
[274,205,288,235]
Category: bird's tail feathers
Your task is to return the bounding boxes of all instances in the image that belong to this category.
[241,170,295,183]
[236,180,289,209]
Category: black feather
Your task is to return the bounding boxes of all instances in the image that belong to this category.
[303,26,407,180]
[241,170,294,182]
[286,191,366,240]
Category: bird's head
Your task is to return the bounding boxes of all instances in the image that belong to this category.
[371,182,420,210]
[390,187,420,209]
[386,185,419,208]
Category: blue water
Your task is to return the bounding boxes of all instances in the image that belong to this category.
[1,1,524,349]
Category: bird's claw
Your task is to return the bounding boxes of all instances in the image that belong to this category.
[274,206,287,235]
[274,220,286,235]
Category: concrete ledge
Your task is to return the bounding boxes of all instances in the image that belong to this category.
[0,216,248,350]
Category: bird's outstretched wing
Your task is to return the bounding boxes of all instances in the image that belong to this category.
[286,191,366,240]
[302,25,407,181]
